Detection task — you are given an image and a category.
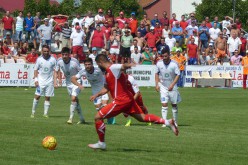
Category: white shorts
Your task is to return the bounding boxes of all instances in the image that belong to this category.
[93,93,109,105]
[67,84,81,97]
[35,84,54,97]
[110,48,120,55]
[159,83,181,104]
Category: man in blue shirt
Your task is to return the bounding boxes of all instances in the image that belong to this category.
[24,12,37,49]
[151,13,161,27]
[199,21,209,49]
[171,21,183,47]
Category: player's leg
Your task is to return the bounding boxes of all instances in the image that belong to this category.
[102,93,115,124]
[31,94,41,118]
[75,97,85,124]
[160,86,169,127]
[243,74,247,89]
[169,90,181,127]
[43,84,54,117]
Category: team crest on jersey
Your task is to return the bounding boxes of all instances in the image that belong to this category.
[44,67,49,72]
[164,73,169,77]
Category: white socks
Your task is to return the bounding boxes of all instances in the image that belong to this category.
[69,102,77,120]
[32,98,39,114]
[172,106,178,123]
[161,106,168,120]
[44,101,50,115]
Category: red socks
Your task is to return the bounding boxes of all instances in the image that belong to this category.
[144,114,165,124]
[95,120,105,142]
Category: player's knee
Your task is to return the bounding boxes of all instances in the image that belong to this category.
[94,112,102,121]
[172,105,178,113]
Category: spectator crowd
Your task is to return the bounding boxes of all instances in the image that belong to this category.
[1,9,248,68]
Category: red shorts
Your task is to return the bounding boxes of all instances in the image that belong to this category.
[72,46,85,62]
[98,97,143,119]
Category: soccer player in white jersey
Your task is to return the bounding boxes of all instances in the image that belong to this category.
[31,45,57,118]
[71,58,110,114]
[56,47,85,124]
[155,49,181,127]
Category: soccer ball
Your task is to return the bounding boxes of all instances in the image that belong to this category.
[42,136,57,150]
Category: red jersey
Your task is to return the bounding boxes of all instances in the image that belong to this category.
[2,46,11,55]
[206,22,212,28]
[53,16,68,32]
[105,15,115,27]
[26,53,39,63]
[187,43,198,58]
[91,30,105,48]
[240,37,247,52]
[144,32,159,48]
[180,21,188,30]
[2,16,14,30]
[101,26,111,41]
[115,17,129,29]
[169,18,177,26]
[154,27,163,37]
[105,64,132,100]
[129,18,138,34]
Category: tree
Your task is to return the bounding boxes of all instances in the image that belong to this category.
[194,0,248,30]
[23,0,37,16]
[36,0,51,18]
[58,0,75,16]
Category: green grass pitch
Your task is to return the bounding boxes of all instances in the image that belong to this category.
[0,87,247,165]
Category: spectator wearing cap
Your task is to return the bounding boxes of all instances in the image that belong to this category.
[109,29,120,63]
[82,11,94,29]
[231,49,242,65]
[151,13,161,27]
[120,29,133,63]
[186,13,197,26]
[241,50,248,89]
[26,48,39,63]
[221,16,231,36]
[185,21,198,38]
[88,47,98,65]
[89,24,107,54]
[95,8,105,27]
[240,31,247,56]
[157,37,170,53]
[209,22,221,43]
[131,46,142,65]
[169,13,177,29]
[199,21,210,50]
[1,11,14,38]
[105,9,115,28]
[137,22,147,37]
[160,11,169,27]
[101,21,112,50]
[205,17,212,28]
[24,12,37,49]
[187,37,198,65]
[141,47,154,65]
[227,32,241,56]
[37,18,53,48]
[180,15,188,31]
[72,13,83,28]
[15,11,24,45]
[172,21,183,46]
[60,22,72,48]
[171,49,186,87]
[144,26,160,50]
[70,25,86,62]
[141,13,151,27]
[165,32,176,51]
[129,12,138,38]
[115,11,129,29]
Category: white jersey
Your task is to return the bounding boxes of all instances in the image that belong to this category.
[75,67,104,94]
[128,75,139,94]
[155,60,180,90]
[56,57,82,86]
[34,55,57,86]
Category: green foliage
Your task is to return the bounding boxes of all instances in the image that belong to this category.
[36,0,51,17]
[58,0,75,17]
[23,0,37,16]
[194,0,248,30]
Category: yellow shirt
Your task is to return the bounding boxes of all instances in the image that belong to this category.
[171,54,186,71]
[241,56,248,75]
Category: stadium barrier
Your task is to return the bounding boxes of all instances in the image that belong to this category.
[0,64,245,87]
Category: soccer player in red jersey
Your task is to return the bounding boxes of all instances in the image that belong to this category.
[87,54,178,150]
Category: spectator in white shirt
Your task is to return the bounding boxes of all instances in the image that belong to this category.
[227,32,242,56]
[95,8,105,27]
[165,32,176,51]
[209,22,221,43]
[131,46,142,64]
[72,13,83,28]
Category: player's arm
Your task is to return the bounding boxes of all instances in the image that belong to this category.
[53,70,58,88]
[90,85,109,102]
[155,73,160,92]
[121,63,135,71]
[133,91,140,100]
[71,75,84,90]
[168,75,179,91]
[34,70,39,87]
[56,69,62,87]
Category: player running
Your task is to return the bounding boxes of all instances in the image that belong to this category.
[87,54,179,150]
[155,49,181,127]
[71,58,115,124]
[56,47,85,124]
[31,45,57,118]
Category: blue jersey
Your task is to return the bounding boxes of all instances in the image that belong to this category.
[24,17,34,31]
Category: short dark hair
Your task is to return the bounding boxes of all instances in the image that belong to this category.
[161,48,169,55]
[61,47,70,54]
[95,54,109,63]
[84,58,93,64]
[42,45,50,50]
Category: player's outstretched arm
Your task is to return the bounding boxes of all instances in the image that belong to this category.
[71,76,84,90]
[121,63,136,71]
[90,85,109,102]
[53,71,58,88]
[155,73,160,92]
[56,70,62,87]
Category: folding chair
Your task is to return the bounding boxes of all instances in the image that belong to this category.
[201,71,211,79]
[192,71,202,87]
[5,58,15,63]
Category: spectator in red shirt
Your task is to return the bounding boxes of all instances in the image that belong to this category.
[115,11,128,29]
[1,41,11,56]
[235,18,242,30]
[180,15,188,30]
[154,22,163,37]
[160,11,170,28]
[129,12,138,38]
[105,9,115,28]
[26,48,39,63]
[144,26,160,49]
[1,11,14,38]
[187,38,198,65]
[169,13,177,29]
[240,31,247,56]
[101,21,112,50]
[205,16,212,28]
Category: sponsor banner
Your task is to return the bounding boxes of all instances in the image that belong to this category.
[185,65,244,87]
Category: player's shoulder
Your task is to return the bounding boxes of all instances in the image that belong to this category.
[49,56,57,62]
[156,60,164,66]
[71,57,80,64]
[57,57,63,63]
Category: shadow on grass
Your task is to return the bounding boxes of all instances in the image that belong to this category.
[117,148,152,152]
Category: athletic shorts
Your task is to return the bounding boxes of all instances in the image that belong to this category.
[93,93,109,105]
[110,48,120,55]
[216,49,226,58]
[120,46,131,58]
[98,97,143,119]
[35,84,54,97]
[67,84,81,97]
[159,83,181,104]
